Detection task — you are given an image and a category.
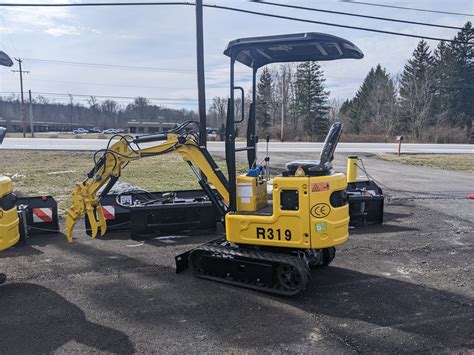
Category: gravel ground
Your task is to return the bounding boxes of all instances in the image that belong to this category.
[0,154,472,353]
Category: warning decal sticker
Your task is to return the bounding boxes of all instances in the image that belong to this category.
[311,181,330,192]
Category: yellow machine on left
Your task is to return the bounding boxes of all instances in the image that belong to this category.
[0,175,20,252]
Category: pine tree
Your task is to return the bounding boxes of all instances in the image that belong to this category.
[364,65,398,137]
[432,40,457,122]
[340,65,397,137]
[293,61,329,139]
[256,67,273,133]
[445,22,473,131]
[399,40,435,140]
[345,67,377,134]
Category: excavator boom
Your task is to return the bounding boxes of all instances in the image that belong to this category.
[65,132,229,242]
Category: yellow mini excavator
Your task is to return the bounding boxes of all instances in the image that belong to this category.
[65,32,364,295]
[0,175,20,284]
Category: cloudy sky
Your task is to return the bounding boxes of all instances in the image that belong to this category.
[0,0,472,109]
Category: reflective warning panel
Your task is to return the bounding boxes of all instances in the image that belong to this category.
[32,208,53,223]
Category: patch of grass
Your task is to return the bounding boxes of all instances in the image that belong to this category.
[380,154,474,173]
[6,133,115,139]
[0,150,245,216]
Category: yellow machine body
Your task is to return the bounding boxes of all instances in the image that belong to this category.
[65,133,349,252]
[226,173,349,249]
[236,175,268,212]
[0,176,20,251]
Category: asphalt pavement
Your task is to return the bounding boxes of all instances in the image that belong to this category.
[0,153,472,353]
[1,137,473,154]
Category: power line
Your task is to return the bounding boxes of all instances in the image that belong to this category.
[0,1,468,44]
[252,1,463,30]
[0,92,203,106]
[207,4,470,44]
[340,0,474,17]
[21,57,247,76]
[2,77,200,90]
[23,58,197,73]
[0,91,206,102]
[0,15,20,57]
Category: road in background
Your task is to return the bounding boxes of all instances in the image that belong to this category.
[0,137,473,154]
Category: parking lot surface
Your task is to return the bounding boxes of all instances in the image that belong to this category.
[0,155,472,353]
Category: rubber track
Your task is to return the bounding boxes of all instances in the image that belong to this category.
[189,240,311,296]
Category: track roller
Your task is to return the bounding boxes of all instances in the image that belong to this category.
[188,239,311,296]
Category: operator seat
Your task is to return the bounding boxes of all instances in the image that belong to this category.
[284,159,333,176]
[283,122,343,177]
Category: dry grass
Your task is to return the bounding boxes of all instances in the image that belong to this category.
[0,150,243,215]
[6,133,115,139]
[380,154,474,173]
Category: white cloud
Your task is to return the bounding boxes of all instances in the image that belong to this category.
[45,25,81,37]
[0,0,471,109]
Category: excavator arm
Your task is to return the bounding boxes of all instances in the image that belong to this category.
[65,132,229,243]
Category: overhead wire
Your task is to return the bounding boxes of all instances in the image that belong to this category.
[21,57,249,76]
[0,1,469,44]
[0,77,200,91]
[0,15,20,57]
[23,58,198,73]
[206,4,471,44]
[340,0,474,17]
[0,91,203,102]
[252,1,463,30]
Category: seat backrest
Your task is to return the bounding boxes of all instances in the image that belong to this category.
[318,122,343,169]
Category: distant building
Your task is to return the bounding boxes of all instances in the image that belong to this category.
[0,118,94,132]
[127,119,178,134]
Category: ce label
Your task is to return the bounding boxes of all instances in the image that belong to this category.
[311,203,331,218]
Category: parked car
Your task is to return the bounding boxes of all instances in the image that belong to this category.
[102,128,118,134]
[89,127,102,133]
[72,128,88,134]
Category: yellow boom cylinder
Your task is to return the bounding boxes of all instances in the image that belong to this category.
[346,156,358,183]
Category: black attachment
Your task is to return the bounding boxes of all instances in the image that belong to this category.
[16,196,59,235]
[175,250,191,273]
[347,180,384,226]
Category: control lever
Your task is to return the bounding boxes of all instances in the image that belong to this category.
[265,135,270,181]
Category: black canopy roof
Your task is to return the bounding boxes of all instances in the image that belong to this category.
[224,32,363,69]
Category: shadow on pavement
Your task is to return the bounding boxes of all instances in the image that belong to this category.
[0,283,134,354]
[286,266,474,351]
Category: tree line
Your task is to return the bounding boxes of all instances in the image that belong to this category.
[1,22,471,141]
[208,22,473,143]
[0,95,198,130]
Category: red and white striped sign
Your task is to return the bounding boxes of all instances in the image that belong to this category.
[32,208,53,223]
[101,205,115,220]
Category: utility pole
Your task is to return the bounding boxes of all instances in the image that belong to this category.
[28,90,34,138]
[12,58,29,138]
[280,67,287,142]
[195,0,207,148]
